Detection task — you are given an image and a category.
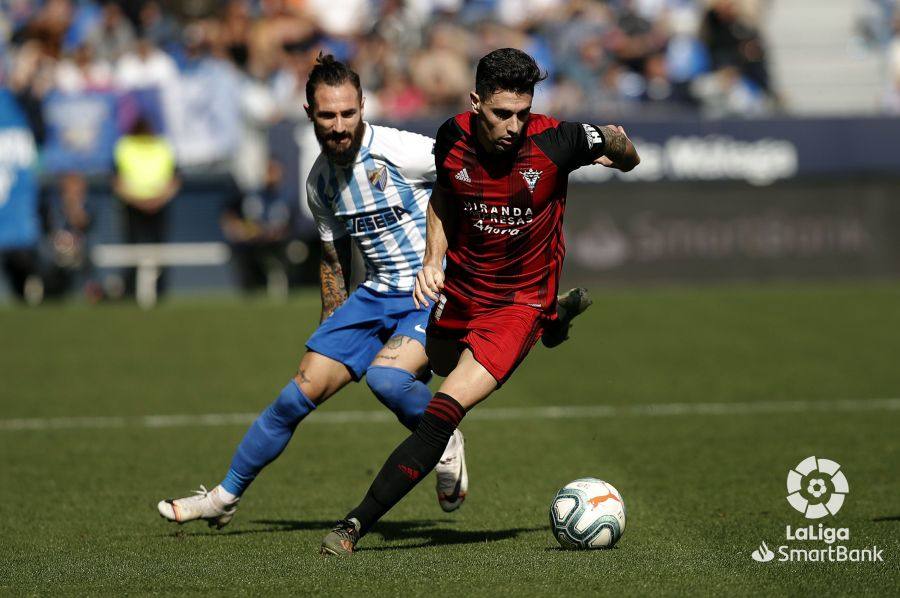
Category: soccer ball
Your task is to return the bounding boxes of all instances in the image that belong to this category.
[549,478,626,549]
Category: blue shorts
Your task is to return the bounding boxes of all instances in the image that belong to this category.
[306,284,428,380]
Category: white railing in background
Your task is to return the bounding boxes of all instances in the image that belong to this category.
[91,243,231,309]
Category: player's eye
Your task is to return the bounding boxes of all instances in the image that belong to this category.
[341,110,357,118]
[495,110,512,120]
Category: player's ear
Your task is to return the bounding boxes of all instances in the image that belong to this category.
[360,95,365,117]
[470,91,481,114]
[304,103,313,120]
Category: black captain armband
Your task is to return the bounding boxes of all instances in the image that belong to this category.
[532,120,608,171]
[580,123,605,159]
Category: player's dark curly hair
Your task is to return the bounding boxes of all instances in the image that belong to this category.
[305,52,362,108]
[475,48,547,99]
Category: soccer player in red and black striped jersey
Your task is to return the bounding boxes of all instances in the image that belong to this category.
[321,48,640,555]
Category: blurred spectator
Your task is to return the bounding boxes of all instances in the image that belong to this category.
[0,242,40,303]
[305,0,373,37]
[55,43,114,93]
[87,2,136,63]
[372,0,429,57]
[0,89,41,303]
[692,64,768,117]
[39,172,102,301]
[233,54,282,192]
[409,22,471,112]
[138,1,181,52]
[700,0,775,103]
[221,160,292,294]
[115,36,178,91]
[15,0,72,59]
[219,0,253,68]
[112,116,180,298]
[378,67,428,120]
[606,0,667,76]
[163,21,241,167]
[5,39,54,145]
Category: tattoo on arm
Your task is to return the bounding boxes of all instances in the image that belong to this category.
[600,126,627,158]
[319,236,352,322]
[599,126,640,172]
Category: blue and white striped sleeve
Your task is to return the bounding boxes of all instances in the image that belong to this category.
[306,179,346,242]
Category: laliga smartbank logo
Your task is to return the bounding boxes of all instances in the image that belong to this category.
[786,456,848,518]
[751,456,883,563]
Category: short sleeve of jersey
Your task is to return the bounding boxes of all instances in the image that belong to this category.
[394,129,437,184]
[433,117,462,188]
[370,125,437,184]
[533,121,607,172]
[306,179,346,242]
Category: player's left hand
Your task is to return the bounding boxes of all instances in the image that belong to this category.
[414,264,444,309]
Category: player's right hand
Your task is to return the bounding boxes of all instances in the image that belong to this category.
[414,264,444,309]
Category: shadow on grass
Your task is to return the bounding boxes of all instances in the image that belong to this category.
[361,520,545,552]
[165,518,544,549]
[543,545,620,552]
[872,515,900,522]
[164,518,342,538]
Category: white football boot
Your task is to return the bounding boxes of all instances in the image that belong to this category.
[157,485,239,529]
[435,429,468,512]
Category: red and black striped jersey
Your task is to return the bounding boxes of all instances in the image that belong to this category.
[434,111,606,312]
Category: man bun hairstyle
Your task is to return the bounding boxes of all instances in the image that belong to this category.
[305,52,362,108]
[475,48,547,99]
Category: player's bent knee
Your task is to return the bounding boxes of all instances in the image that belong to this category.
[294,352,352,404]
[292,373,326,404]
[366,366,424,427]
[270,380,316,423]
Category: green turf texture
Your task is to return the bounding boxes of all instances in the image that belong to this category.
[1,283,898,596]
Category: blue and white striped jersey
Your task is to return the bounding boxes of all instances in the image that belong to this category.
[306,123,435,292]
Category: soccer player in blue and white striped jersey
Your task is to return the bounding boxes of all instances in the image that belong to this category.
[157,55,467,528]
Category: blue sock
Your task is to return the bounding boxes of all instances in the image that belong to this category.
[366,366,432,430]
[221,380,316,496]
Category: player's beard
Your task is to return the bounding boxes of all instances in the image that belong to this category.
[316,119,366,166]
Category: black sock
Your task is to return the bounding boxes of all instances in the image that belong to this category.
[347,393,466,535]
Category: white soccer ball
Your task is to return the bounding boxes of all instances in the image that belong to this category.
[549,478,626,549]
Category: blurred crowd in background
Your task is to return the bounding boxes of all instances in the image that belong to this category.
[2,0,786,135]
[1,0,899,305]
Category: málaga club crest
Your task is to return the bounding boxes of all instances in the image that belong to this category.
[367,165,388,191]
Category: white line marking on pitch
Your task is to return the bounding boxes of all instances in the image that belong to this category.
[1,398,898,432]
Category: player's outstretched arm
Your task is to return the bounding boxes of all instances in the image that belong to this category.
[319,235,352,322]
[414,184,454,309]
[595,125,640,172]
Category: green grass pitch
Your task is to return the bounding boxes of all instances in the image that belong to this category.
[1,283,898,595]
